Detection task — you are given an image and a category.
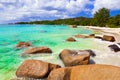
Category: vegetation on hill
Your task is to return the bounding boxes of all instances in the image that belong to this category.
[16,8,120,28]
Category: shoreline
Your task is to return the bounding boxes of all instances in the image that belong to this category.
[84,26,120,43]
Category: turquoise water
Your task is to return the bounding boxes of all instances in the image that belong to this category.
[0,24,95,80]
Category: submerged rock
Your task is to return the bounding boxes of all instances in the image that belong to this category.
[48,64,120,80]
[22,46,52,55]
[59,49,90,67]
[16,42,31,48]
[102,35,115,42]
[108,44,120,52]
[66,37,76,42]
[16,60,61,79]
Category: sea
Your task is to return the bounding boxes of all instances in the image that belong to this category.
[0,24,120,80]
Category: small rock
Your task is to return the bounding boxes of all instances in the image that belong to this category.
[16,42,31,48]
[66,37,76,42]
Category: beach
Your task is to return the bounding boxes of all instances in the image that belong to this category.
[85,26,120,43]
[0,25,120,80]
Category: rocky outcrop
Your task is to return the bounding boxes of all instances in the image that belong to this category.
[48,64,120,80]
[22,46,52,55]
[75,34,95,38]
[66,37,76,42]
[69,25,77,28]
[59,49,90,67]
[108,44,120,52]
[16,60,61,79]
[102,35,115,42]
[16,42,31,48]
[75,34,116,42]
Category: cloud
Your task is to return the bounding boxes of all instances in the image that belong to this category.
[0,0,120,23]
[92,0,120,14]
[0,0,91,23]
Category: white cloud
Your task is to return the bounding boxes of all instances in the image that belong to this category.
[0,0,16,3]
[92,0,120,14]
[0,0,91,23]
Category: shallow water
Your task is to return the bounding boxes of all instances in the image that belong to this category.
[0,24,120,80]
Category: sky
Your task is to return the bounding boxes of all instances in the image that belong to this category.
[0,0,120,24]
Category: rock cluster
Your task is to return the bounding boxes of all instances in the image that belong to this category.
[75,34,115,42]
[15,34,118,80]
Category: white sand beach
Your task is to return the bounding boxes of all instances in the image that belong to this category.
[85,26,120,43]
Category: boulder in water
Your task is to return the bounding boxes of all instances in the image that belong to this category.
[108,44,120,52]
[59,49,90,67]
[48,64,120,80]
[102,35,115,42]
[22,46,52,55]
[66,37,76,42]
[16,42,31,48]
[16,60,61,79]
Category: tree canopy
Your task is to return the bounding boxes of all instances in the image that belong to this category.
[93,8,110,27]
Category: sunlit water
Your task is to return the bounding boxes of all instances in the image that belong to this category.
[0,25,120,80]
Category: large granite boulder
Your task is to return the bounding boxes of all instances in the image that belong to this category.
[66,37,76,42]
[16,42,31,48]
[59,49,91,67]
[48,64,120,80]
[102,35,115,42]
[16,60,61,79]
[22,46,52,55]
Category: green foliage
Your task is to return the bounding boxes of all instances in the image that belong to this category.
[107,15,120,28]
[93,8,110,27]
